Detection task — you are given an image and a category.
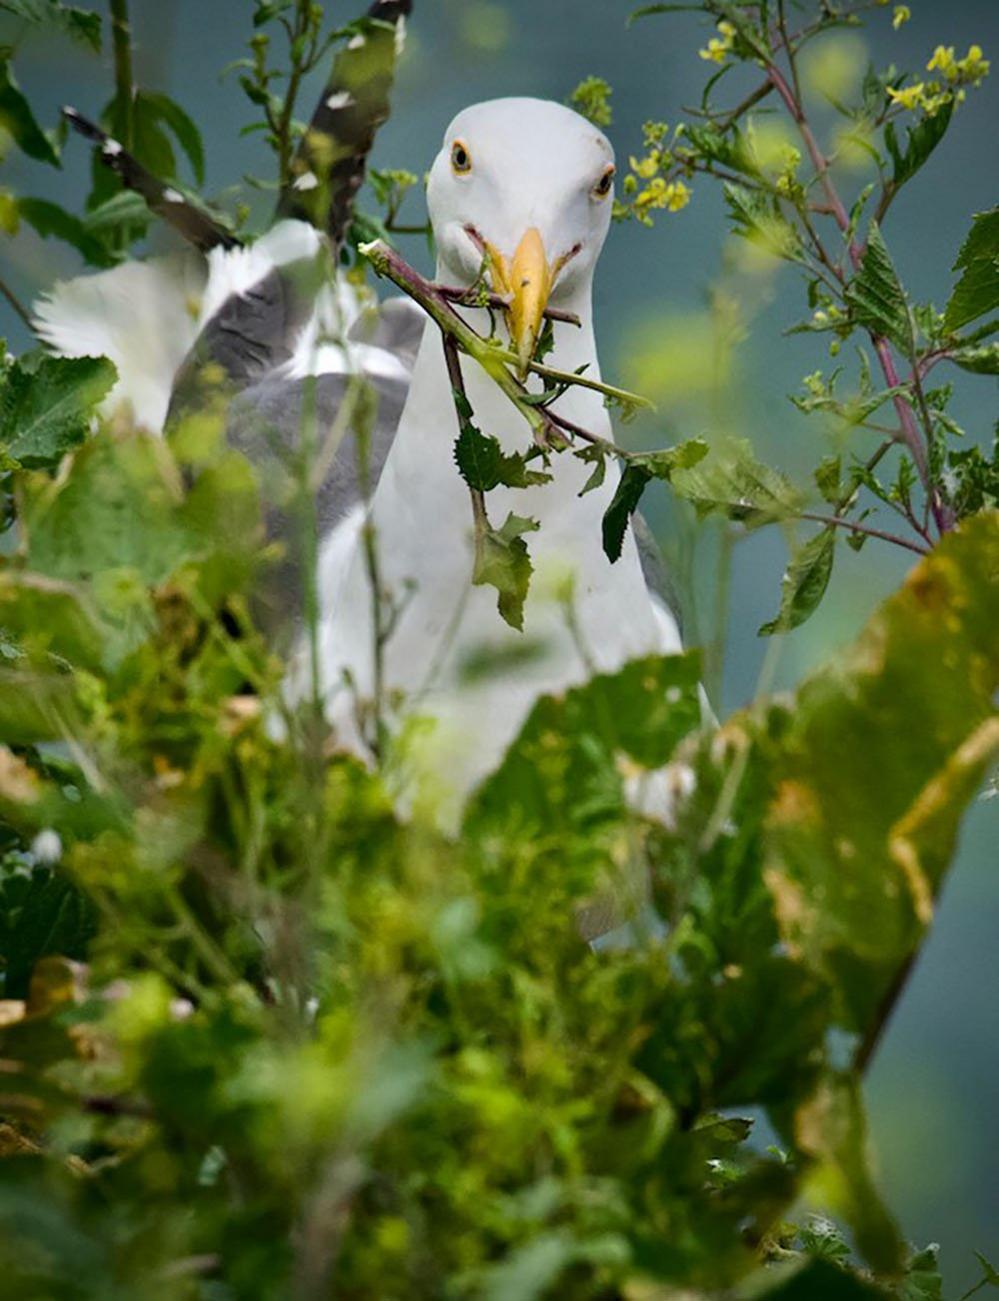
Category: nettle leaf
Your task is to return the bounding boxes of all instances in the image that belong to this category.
[670,438,803,528]
[574,444,606,497]
[472,512,539,631]
[944,207,999,333]
[949,341,999,375]
[898,1244,944,1301]
[884,98,953,186]
[454,422,550,493]
[17,197,116,267]
[0,857,97,999]
[0,57,59,165]
[759,527,835,637]
[724,182,802,262]
[0,1,101,52]
[0,355,116,470]
[844,222,910,349]
[602,440,709,562]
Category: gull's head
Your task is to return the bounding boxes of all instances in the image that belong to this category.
[427,97,616,375]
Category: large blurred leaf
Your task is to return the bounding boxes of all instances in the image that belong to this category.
[670,437,803,528]
[0,57,59,165]
[758,513,999,1028]
[944,207,999,333]
[468,652,702,837]
[16,197,116,268]
[0,355,116,471]
[0,0,101,51]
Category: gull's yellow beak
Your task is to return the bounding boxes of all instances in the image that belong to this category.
[484,227,554,380]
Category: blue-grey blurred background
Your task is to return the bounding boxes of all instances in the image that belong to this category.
[1,0,996,1288]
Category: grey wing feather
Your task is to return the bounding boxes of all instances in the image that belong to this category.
[632,512,684,640]
[225,369,407,636]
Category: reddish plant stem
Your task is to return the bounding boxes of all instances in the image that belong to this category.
[798,511,929,556]
[764,56,952,536]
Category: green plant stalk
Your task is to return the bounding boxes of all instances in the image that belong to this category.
[108,0,135,152]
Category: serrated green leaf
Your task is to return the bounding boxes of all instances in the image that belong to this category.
[575,445,606,497]
[0,355,116,470]
[884,98,952,186]
[724,182,802,262]
[949,342,999,374]
[759,528,835,636]
[814,456,842,504]
[472,512,539,631]
[602,441,708,562]
[602,463,652,563]
[454,423,549,493]
[844,222,910,349]
[0,57,59,165]
[944,207,999,332]
[670,438,803,528]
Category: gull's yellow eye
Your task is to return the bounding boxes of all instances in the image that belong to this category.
[592,165,615,199]
[451,139,472,174]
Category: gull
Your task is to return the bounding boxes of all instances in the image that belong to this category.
[304,98,686,814]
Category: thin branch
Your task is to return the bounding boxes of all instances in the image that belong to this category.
[438,284,581,328]
[0,274,34,330]
[798,511,929,555]
[108,0,135,153]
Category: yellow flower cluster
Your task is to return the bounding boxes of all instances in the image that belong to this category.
[699,20,736,64]
[633,177,691,223]
[886,43,990,114]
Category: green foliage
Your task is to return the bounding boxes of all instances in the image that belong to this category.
[944,207,999,332]
[758,527,835,636]
[569,75,613,127]
[0,354,116,473]
[0,5,996,1297]
[0,0,101,52]
[472,510,539,631]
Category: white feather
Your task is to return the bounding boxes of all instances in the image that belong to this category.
[33,253,206,433]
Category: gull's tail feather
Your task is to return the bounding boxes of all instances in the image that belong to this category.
[33,254,207,433]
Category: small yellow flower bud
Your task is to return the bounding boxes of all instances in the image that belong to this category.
[892,5,910,29]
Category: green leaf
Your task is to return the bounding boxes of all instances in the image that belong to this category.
[760,513,999,1028]
[575,444,606,497]
[0,1,101,51]
[944,207,999,332]
[472,512,539,631]
[0,57,59,165]
[844,222,910,349]
[973,1252,999,1288]
[467,652,702,835]
[454,422,550,493]
[759,528,836,636]
[602,440,709,563]
[897,1244,943,1301]
[724,182,802,262]
[751,1258,886,1299]
[0,355,116,470]
[883,99,953,186]
[626,2,701,24]
[137,90,205,185]
[949,342,999,374]
[17,197,116,267]
[602,463,652,563]
[0,856,97,999]
[670,437,803,528]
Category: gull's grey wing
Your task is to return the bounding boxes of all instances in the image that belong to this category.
[166,261,320,427]
[632,512,684,640]
[226,369,408,635]
[346,296,426,370]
